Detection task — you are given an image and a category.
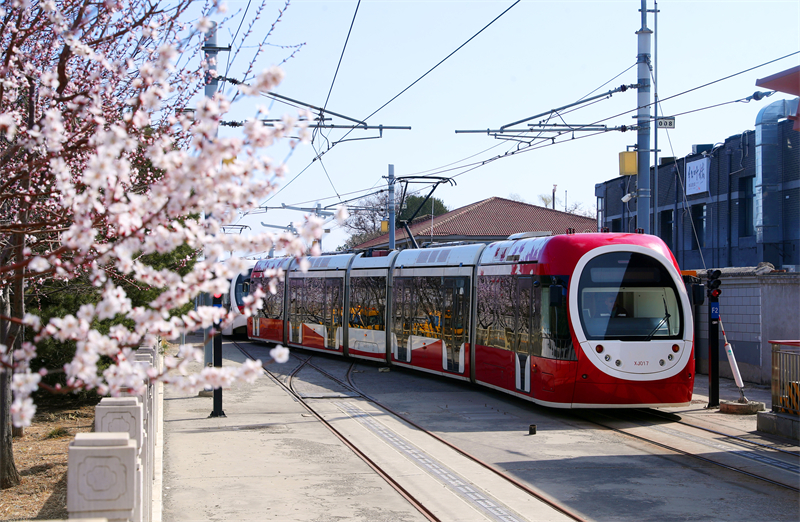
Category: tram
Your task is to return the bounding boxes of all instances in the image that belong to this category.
[248,232,694,408]
[221,259,257,337]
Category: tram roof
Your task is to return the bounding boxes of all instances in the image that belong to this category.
[293,253,355,272]
[351,250,399,270]
[252,257,292,274]
[394,243,486,268]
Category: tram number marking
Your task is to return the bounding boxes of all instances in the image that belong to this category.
[634,361,649,366]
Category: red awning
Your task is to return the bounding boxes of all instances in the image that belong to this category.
[756,65,800,130]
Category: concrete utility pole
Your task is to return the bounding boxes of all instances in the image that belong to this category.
[636,0,652,233]
[388,164,396,250]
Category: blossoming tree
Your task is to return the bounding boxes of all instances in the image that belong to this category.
[0,0,340,487]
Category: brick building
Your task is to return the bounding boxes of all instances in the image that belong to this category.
[352,196,597,251]
[595,98,799,271]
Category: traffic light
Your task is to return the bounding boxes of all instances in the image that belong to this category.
[706,269,722,298]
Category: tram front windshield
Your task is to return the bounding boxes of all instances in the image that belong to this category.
[577,252,682,341]
[233,269,252,309]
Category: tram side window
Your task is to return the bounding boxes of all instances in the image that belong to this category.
[414,277,442,336]
[350,277,386,329]
[517,278,533,356]
[261,278,285,319]
[305,278,325,325]
[538,276,575,361]
[476,275,516,352]
[476,276,495,348]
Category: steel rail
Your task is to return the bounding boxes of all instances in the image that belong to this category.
[234,343,441,522]
[636,408,800,457]
[577,412,799,493]
[287,354,587,522]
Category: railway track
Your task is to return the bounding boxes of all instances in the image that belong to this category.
[233,340,587,522]
[636,408,800,457]
[574,410,800,493]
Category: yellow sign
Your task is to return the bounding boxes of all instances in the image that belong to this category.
[380,220,389,233]
[619,151,637,176]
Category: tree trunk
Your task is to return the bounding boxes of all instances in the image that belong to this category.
[0,285,21,488]
[1,368,21,489]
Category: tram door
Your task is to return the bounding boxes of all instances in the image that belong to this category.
[515,277,533,393]
[443,278,468,373]
[324,278,342,349]
[392,279,412,362]
[289,279,303,343]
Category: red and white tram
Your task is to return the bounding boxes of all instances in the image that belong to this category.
[248,233,694,408]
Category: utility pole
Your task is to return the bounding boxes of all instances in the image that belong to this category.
[552,184,557,210]
[636,0,652,234]
[388,165,396,250]
[202,21,219,371]
[651,0,659,237]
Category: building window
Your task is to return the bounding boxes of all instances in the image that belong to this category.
[738,176,755,237]
[659,210,673,250]
[611,218,622,232]
[691,204,706,250]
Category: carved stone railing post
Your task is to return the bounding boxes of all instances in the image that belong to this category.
[133,348,155,522]
[94,398,143,522]
[67,433,137,522]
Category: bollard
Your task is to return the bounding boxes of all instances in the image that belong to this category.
[529,424,537,435]
[68,433,137,522]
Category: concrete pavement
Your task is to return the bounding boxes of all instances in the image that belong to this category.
[160,334,426,522]
[159,334,789,522]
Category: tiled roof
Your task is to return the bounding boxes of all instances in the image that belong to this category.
[354,197,596,250]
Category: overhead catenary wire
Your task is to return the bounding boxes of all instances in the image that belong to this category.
[243,48,800,235]
[278,86,786,216]
[262,0,522,204]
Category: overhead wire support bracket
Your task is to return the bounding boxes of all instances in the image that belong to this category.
[455,124,615,134]
[499,84,637,130]
[281,203,335,218]
[262,90,368,127]
[221,224,251,234]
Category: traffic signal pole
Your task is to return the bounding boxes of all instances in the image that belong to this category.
[706,270,722,408]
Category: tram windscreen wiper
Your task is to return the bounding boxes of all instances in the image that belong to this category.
[645,297,671,341]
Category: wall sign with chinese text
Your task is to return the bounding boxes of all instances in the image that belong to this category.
[686,157,710,195]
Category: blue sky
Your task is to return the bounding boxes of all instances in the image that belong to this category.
[204,0,800,252]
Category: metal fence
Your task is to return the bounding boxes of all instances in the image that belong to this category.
[771,341,800,416]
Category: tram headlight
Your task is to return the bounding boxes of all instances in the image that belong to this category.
[672,344,680,353]
[604,354,611,362]
[596,345,604,353]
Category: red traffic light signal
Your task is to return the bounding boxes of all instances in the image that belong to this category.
[710,288,722,298]
[213,293,223,299]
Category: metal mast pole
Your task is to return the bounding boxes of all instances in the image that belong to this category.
[388,165,396,250]
[202,21,219,371]
[652,0,659,237]
[636,0,652,233]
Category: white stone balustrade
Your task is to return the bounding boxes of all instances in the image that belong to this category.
[69,340,162,522]
[95,398,144,522]
[67,433,137,522]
